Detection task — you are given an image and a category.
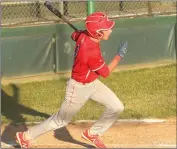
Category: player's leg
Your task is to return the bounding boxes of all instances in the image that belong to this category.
[89,79,124,135]
[81,79,124,148]
[16,78,94,147]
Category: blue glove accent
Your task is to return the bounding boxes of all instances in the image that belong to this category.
[117,41,128,58]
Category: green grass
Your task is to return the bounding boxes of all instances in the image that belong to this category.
[1,64,176,124]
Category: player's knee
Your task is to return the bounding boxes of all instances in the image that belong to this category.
[118,103,124,114]
[111,100,124,114]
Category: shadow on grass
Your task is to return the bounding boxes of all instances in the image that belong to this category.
[1,84,50,147]
[1,83,94,148]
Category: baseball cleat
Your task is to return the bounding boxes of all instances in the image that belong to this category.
[16,132,31,148]
[81,129,107,148]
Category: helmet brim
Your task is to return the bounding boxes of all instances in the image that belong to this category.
[104,20,115,30]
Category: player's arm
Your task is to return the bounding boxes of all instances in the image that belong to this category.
[107,41,128,73]
[87,54,110,78]
[88,41,128,78]
[97,41,128,76]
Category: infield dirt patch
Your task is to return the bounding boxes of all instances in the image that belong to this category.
[1,117,176,148]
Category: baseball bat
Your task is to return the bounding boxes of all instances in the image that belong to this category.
[44,1,78,31]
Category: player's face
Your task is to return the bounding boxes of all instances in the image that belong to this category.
[101,29,112,40]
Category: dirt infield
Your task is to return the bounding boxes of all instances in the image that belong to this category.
[1,118,176,148]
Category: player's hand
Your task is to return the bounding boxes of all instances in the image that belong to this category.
[117,41,128,58]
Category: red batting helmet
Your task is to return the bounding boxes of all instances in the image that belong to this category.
[85,12,115,38]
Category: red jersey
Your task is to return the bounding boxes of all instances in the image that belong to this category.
[71,31,110,83]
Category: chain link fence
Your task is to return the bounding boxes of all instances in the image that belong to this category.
[1,0,176,27]
[95,1,176,18]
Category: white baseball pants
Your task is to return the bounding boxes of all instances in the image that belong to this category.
[26,78,124,140]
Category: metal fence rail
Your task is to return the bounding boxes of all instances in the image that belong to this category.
[1,0,176,26]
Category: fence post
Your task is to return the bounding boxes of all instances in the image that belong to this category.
[119,1,124,11]
[87,0,95,15]
[147,1,152,16]
[35,1,41,18]
[63,1,69,16]
[53,33,59,73]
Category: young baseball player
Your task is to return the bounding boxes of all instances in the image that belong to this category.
[16,12,128,148]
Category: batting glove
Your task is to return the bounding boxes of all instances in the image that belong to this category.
[117,41,128,58]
